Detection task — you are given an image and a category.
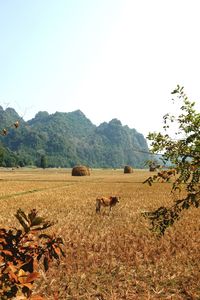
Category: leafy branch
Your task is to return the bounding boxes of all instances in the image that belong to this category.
[143,85,200,235]
[0,209,65,299]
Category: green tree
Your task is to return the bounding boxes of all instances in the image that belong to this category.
[40,154,47,169]
[143,85,200,235]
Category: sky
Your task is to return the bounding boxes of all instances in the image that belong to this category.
[0,0,200,138]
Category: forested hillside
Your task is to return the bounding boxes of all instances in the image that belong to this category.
[0,106,150,168]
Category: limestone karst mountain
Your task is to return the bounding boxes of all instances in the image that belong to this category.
[0,107,150,168]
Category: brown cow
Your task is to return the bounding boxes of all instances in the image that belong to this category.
[96,196,120,213]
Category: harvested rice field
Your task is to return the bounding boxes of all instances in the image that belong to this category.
[0,168,200,299]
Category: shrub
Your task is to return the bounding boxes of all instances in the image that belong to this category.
[0,209,65,299]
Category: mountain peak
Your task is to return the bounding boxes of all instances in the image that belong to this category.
[109,118,122,126]
[35,111,49,119]
[71,109,85,117]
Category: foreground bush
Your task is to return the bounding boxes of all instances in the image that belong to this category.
[0,209,65,299]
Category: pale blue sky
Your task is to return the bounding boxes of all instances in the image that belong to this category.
[0,0,200,137]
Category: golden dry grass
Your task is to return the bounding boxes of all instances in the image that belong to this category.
[0,168,200,299]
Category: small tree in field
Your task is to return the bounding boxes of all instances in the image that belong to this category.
[40,155,47,169]
[143,85,200,235]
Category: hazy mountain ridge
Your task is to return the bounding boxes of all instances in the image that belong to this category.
[0,107,150,168]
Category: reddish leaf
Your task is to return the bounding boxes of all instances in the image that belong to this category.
[29,295,46,300]
[1,249,12,255]
[8,270,18,282]
[18,269,28,284]
[8,262,18,273]
[0,237,6,244]
[19,282,33,289]
[53,245,61,256]
[25,272,40,283]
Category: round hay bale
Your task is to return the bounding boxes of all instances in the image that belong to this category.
[124,165,133,173]
[72,165,90,176]
[149,164,160,172]
[149,166,156,172]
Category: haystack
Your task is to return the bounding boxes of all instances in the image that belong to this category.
[72,165,90,176]
[149,166,157,172]
[124,165,133,173]
[149,164,160,172]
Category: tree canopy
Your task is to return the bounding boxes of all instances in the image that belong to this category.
[143,85,200,235]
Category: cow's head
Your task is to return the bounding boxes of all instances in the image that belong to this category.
[110,196,120,204]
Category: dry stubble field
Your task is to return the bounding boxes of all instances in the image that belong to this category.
[0,168,200,300]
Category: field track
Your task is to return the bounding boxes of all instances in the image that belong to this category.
[0,168,200,299]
